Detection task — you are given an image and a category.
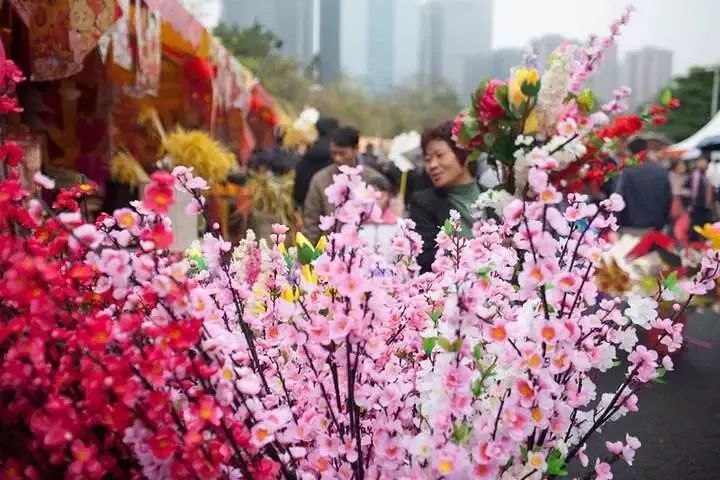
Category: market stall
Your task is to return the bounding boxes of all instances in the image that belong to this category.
[1,0,285,246]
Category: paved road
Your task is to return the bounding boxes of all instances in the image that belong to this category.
[575,311,720,479]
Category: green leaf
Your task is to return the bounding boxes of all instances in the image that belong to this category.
[437,336,452,351]
[451,422,471,444]
[520,79,541,97]
[546,448,567,476]
[473,79,490,102]
[318,308,329,316]
[429,306,443,325]
[491,134,515,165]
[661,271,678,290]
[442,219,454,236]
[422,336,437,356]
[652,367,667,384]
[494,84,513,117]
[473,344,483,360]
[467,150,482,163]
[297,244,315,265]
[520,446,528,463]
[612,360,621,368]
[660,88,672,107]
[483,132,496,148]
[471,378,485,397]
[459,115,481,146]
[283,252,293,271]
[477,265,492,278]
[450,338,463,352]
[470,79,490,116]
[577,89,595,113]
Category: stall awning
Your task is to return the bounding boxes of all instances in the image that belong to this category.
[143,0,209,57]
[664,111,720,158]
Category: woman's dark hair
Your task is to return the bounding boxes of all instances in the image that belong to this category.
[367,175,391,193]
[421,120,469,165]
[316,117,339,137]
[331,126,360,148]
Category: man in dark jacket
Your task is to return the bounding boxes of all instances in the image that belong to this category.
[293,117,339,208]
[616,140,672,235]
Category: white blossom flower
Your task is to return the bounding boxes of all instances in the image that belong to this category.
[624,295,658,330]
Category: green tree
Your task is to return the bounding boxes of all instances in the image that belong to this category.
[213,23,311,114]
[650,67,720,142]
[213,23,462,137]
[307,78,461,138]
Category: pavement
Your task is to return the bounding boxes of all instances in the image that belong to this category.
[573,311,720,479]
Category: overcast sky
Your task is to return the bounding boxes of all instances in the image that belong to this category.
[493,0,720,74]
[194,0,719,75]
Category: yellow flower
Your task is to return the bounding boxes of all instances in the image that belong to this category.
[694,223,720,249]
[110,151,149,188]
[279,243,288,257]
[509,67,541,110]
[162,128,235,186]
[295,232,314,249]
[523,109,539,134]
[296,231,327,252]
[282,286,300,303]
[437,459,455,475]
[301,264,318,285]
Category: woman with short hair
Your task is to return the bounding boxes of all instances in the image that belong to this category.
[409,120,481,272]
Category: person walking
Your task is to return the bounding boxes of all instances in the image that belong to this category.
[293,117,339,208]
[686,156,715,240]
[302,126,386,244]
[409,120,482,272]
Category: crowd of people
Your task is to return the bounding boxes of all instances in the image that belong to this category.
[249,116,718,273]
[613,138,718,245]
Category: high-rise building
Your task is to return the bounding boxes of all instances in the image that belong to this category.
[420,0,493,97]
[393,0,421,86]
[221,0,314,65]
[491,48,523,80]
[366,0,395,94]
[339,0,368,79]
[319,0,342,85]
[340,0,419,93]
[531,34,569,69]
[462,48,522,100]
[588,45,619,103]
[530,34,619,103]
[623,47,673,110]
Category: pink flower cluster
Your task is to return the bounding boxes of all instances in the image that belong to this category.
[3,35,720,480]
[569,6,635,92]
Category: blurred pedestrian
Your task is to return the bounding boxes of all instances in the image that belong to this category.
[615,139,672,237]
[302,126,386,244]
[293,117,338,208]
[360,142,381,171]
[366,176,397,225]
[409,120,481,272]
[668,160,689,221]
[686,156,715,240]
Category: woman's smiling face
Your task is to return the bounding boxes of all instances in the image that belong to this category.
[424,139,466,188]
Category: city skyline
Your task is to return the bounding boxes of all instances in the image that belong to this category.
[219,0,314,64]
[207,0,718,79]
[216,0,674,104]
